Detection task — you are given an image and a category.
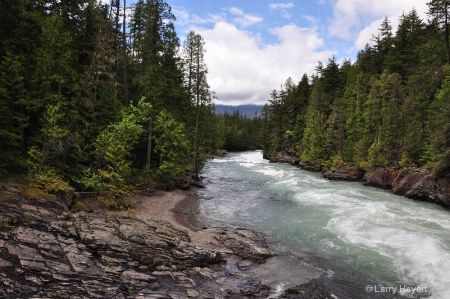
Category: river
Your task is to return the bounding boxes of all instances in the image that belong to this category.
[197,151,450,298]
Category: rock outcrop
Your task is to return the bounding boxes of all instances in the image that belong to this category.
[269,153,300,165]
[322,165,365,181]
[298,161,322,172]
[0,189,279,298]
[364,167,450,208]
[266,152,450,209]
[216,149,228,157]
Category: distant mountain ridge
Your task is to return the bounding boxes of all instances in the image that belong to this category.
[214,104,264,118]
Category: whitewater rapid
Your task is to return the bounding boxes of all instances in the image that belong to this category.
[198,151,450,298]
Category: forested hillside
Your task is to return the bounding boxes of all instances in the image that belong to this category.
[0,0,223,206]
[2,1,449,208]
[260,6,450,175]
[214,104,263,118]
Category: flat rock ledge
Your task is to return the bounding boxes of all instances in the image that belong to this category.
[0,191,285,298]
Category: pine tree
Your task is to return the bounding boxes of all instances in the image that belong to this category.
[0,53,28,175]
[385,10,425,79]
[182,31,212,183]
[361,71,402,168]
[425,65,450,173]
[345,73,375,164]
[427,0,450,64]
[301,79,328,162]
[291,74,311,156]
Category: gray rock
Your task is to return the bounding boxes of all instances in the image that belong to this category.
[0,195,276,298]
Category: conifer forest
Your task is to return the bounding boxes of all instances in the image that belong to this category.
[0,0,449,207]
[261,4,450,176]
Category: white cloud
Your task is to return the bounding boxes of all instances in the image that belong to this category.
[269,2,294,19]
[173,9,225,27]
[173,6,261,29]
[196,22,334,105]
[330,0,429,40]
[172,2,432,105]
[328,0,430,60]
[225,7,263,28]
[269,3,295,10]
[354,18,383,50]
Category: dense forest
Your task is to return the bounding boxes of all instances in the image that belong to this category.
[259,4,450,175]
[0,0,227,207]
[214,104,263,118]
[1,1,449,208]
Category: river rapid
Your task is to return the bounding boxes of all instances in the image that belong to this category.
[197,151,450,298]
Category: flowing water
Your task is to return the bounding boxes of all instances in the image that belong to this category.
[197,151,450,298]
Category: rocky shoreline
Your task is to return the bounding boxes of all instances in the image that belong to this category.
[269,154,450,209]
[0,183,386,298]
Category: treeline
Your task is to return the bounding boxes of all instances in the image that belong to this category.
[261,6,450,174]
[215,111,263,151]
[0,0,221,206]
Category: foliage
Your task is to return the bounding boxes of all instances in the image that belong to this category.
[260,8,450,174]
[95,98,151,206]
[2,1,450,210]
[153,110,191,188]
[0,0,220,208]
[28,168,72,195]
[425,65,450,173]
[75,168,103,193]
[71,200,89,213]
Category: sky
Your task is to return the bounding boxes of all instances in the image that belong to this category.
[124,0,430,105]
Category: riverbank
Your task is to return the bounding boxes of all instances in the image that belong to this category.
[2,183,378,298]
[0,185,274,298]
[269,153,450,209]
[131,187,393,299]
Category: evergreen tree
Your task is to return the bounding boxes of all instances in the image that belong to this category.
[129,0,177,169]
[301,79,328,162]
[182,31,212,182]
[344,73,375,164]
[153,110,191,188]
[427,0,450,64]
[259,104,272,155]
[371,16,394,73]
[425,65,450,173]
[292,74,311,156]
[361,71,402,168]
[385,10,426,79]
[0,52,28,175]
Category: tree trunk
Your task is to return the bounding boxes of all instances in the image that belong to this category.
[123,0,129,106]
[145,118,152,169]
[445,1,450,64]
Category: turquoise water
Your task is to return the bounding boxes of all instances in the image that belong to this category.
[198,151,450,298]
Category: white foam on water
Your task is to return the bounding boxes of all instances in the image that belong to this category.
[238,162,255,167]
[326,199,450,298]
[211,158,229,163]
[253,167,286,177]
[201,151,450,299]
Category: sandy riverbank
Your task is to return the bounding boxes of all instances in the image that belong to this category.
[129,188,381,298]
[132,189,225,251]
[133,189,198,229]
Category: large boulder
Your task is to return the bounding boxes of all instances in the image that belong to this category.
[363,167,401,189]
[364,167,450,208]
[391,168,450,208]
[269,153,299,165]
[323,164,365,181]
[299,161,322,172]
